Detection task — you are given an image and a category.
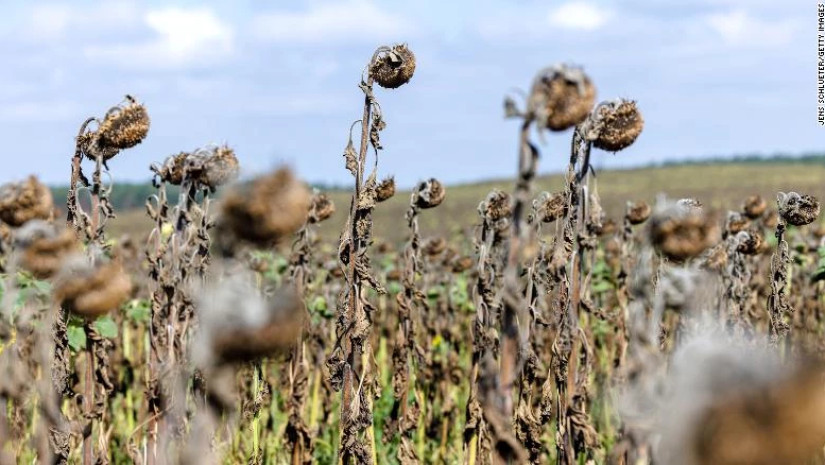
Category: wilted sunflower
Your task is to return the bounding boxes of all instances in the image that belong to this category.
[14,221,79,279]
[375,177,396,202]
[0,176,54,227]
[534,191,566,223]
[217,167,311,250]
[648,201,719,261]
[529,64,596,131]
[626,200,652,225]
[199,145,240,190]
[53,257,133,319]
[482,190,512,223]
[414,178,445,209]
[777,192,820,227]
[308,192,335,224]
[588,99,644,152]
[196,275,305,365]
[370,44,416,89]
[742,195,767,220]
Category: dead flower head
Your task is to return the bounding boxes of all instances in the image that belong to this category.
[422,237,447,257]
[375,176,396,202]
[529,64,596,131]
[735,229,763,256]
[482,190,512,222]
[649,200,719,262]
[658,335,825,465]
[217,167,311,249]
[588,99,644,152]
[599,218,618,237]
[307,192,335,224]
[777,192,820,227]
[93,95,150,155]
[13,221,79,279]
[451,255,474,273]
[414,178,445,209]
[198,145,240,190]
[155,145,240,189]
[154,152,189,185]
[724,212,750,237]
[370,44,416,89]
[53,256,133,319]
[196,274,305,365]
[534,191,566,223]
[742,195,767,220]
[626,200,652,225]
[0,176,54,227]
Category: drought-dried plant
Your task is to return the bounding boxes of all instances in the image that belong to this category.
[386,177,445,463]
[6,38,825,465]
[328,43,415,465]
[768,192,821,342]
[285,190,336,465]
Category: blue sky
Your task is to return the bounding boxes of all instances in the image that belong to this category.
[0,0,815,186]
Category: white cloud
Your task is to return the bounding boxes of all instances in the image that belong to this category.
[251,0,412,44]
[19,2,139,41]
[706,10,795,47]
[84,6,234,69]
[548,2,612,31]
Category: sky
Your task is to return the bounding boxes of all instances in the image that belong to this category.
[0,0,816,187]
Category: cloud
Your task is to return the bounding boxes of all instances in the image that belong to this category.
[548,2,612,31]
[251,0,412,44]
[84,6,234,69]
[705,9,795,47]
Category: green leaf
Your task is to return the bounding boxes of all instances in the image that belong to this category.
[68,326,86,352]
[94,316,119,339]
[125,299,151,323]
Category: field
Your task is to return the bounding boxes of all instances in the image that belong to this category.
[110,162,825,244]
[2,44,825,465]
